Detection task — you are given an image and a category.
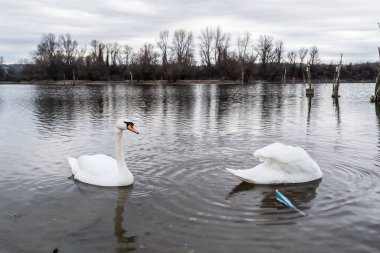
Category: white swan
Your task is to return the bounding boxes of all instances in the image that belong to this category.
[226,143,322,184]
[67,118,139,187]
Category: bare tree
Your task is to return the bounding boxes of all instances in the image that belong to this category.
[59,33,78,66]
[298,48,308,65]
[287,51,297,78]
[120,44,133,80]
[171,29,194,65]
[88,40,106,80]
[237,32,251,62]
[105,43,112,67]
[157,30,170,67]
[98,43,105,64]
[34,33,61,63]
[255,35,274,79]
[33,33,62,79]
[218,33,231,65]
[308,46,320,66]
[214,26,229,66]
[135,43,159,80]
[110,42,121,67]
[273,40,285,64]
[75,44,86,79]
[199,26,215,67]
[138,43,159,66]
[90,40,99,62]
[123,44,133,66]
[287,51,297,65]
[256,35,273,65]
[58,33,79,79]
[298,47,308,80]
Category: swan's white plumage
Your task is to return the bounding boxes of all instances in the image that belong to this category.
[67,118,136,187]
[226,143,322,184]
[68,154,133,186]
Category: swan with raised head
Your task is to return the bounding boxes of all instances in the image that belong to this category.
[226,143,322,184]
[67,118,139,187]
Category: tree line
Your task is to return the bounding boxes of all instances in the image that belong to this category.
[0,27,378,83]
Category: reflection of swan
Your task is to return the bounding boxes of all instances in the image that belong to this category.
[227,180,321,208]
[261,180,321,209]
[72,181,137,251]
[68,118,139,186]
[226,143,322,184]
[114,187,137,252]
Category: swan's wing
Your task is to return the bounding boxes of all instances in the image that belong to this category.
[69,154,119,186]
[226,143,322,184]
[226,166,266,184]
[253,143,321,174]
[77,154,118,176]
[254,143,305,164]
[226,163,288,184]
[68,154,118,178]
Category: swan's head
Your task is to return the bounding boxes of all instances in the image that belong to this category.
[115,118,139,134]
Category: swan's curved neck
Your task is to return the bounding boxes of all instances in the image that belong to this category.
[115,129,127,170]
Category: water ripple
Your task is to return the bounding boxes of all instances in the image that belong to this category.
[1,83,380,253]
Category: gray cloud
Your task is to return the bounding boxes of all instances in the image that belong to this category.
[0,0,379,63]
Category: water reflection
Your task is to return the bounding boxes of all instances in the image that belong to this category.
[114,187,136,253]
[375,103,380,167]
[307,95,312,130]
[375,103,380,117]
[333,98,341,129]
[74,182,136,252]
[33,86,76,130]
[1,83,380,253]
[225,180,321,226]
[228,180,321,210]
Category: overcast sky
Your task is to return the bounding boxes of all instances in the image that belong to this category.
[0,0,379,64]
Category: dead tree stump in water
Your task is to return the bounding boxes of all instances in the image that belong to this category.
[370,24,380,102]
[332,54,343,98]
[72,70,76,86]
[241,68,244,84]
[130,71,134,84]
[306,64,314,96]
[370,47,380,102]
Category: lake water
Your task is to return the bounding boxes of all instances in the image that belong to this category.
[1,83,380,253]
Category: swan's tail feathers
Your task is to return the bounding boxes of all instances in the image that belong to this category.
[226,168,258,184]
[226,168,247,182]
[67,157,80,176]
[226,168,238,176]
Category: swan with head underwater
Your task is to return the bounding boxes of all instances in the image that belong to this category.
[67,118,139,187]
[226,143,322,184]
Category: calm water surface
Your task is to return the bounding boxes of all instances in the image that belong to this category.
[1,83,380,253]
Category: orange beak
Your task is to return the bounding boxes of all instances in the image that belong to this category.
[127,124,139,134]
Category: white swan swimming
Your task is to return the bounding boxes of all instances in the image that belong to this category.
[67,118,139,187]
[226,143,322,184]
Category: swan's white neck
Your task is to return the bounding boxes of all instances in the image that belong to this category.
[113,128,134,185]
[115,129,128,173]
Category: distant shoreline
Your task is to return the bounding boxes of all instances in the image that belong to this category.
[0,79,375,85]
[0,80,240,85]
